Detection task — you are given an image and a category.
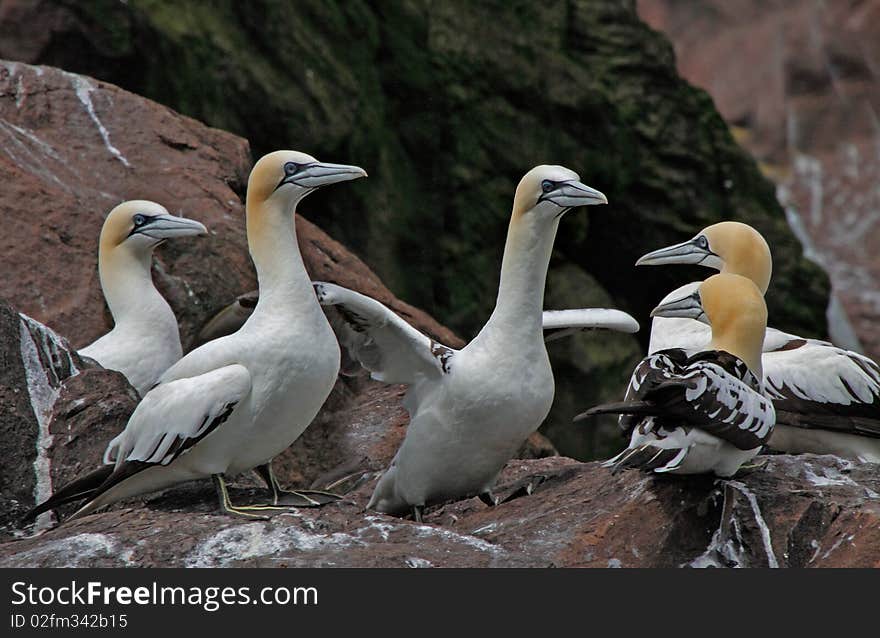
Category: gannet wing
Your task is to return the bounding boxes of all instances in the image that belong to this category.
[762,329,880,437]
[542,309,639,342]
[314,282,454,386]
[103,364,251,468]
[579,350,774,451]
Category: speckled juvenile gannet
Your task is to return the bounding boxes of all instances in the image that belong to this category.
[24,151,366,522]
[576,273,775,477]
[312,166,623,521]
[78,201,207,395]
[637,221,880,462]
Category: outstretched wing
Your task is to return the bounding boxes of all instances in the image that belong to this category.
[542,309,639,342]
[762,329,880,437]
[314,282,454,386]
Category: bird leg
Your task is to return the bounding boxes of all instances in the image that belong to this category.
[498,474,549,504]
[212,475,270,519]
[253,464,342,507]
[412,505,424,523]
[479,491,499,507]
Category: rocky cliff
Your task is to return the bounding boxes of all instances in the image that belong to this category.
[638,0,880,357]
[0,0,830,458]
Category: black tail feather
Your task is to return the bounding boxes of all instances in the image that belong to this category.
[21,465,114,524]
[574,400,661,422]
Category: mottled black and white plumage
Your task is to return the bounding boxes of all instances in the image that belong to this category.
[585,349,774,476]
[577,272,773,477]
[639,222,880,463]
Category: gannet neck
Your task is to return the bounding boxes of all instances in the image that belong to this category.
[703,274,767,379]
[482,215,559,339]
[99,244,175,331]
[246,195,314,313]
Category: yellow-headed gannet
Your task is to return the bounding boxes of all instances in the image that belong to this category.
[313,166,628,521]
[24,151,366,522]
[637,221,880,462]
[576,273,775,476]
[78,201,207,395]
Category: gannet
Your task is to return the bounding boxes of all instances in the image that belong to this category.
[637,221,880,462]
[78,201,207,395]
[24,151,366,522]
[576,273,775,476]
[309,166,624,521]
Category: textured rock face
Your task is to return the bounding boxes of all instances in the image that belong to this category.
[3,447,878,567]
[638,0,880,357]
[0,0,830,457]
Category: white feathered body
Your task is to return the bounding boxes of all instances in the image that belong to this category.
[79,298,182,397]
[370,327,553,514]
[85,296,340,513]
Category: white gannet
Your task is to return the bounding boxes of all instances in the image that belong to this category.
[78,201,207,395]
[637,221,880,462]
[576,273,775,477]
[311,166,623,521]
[24,151,367,522]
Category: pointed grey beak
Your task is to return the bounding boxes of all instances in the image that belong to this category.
[544,180,608,208]
[650,288,708,324]
[138,214,207,240]
[291,162,368,188]
[636,235,719,268]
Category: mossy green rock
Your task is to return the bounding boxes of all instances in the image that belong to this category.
[3,0,829,459]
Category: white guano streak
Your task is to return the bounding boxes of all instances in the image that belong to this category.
[70,74,131,167]
[18,319,59,532]
[727,481,779,568]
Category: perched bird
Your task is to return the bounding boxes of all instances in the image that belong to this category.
[637,221,880,462]
[314,165,626,521]
[24,151,366,523]
[576,273,775,477]
[78,201,207,395]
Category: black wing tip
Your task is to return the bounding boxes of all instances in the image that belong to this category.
[574,401,660,422]
[19,465,115,525]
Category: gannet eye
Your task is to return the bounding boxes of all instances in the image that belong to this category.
[696,235,709,249]
[541,180,555,193]
[133,214,147,227]
[284,162,299,176]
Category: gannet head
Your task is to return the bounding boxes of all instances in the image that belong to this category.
[512,165,607,222]
[247,150,367,208]
[635,221,772,294]
[99,200,207,256]
[651,273,767,375]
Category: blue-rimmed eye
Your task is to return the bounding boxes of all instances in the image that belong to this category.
[284,162,299,175]
[133,214,147,227]
[541,180,554,193]
[696,235,709,249]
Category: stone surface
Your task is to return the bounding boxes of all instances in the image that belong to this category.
[0,0,832,458]
[638,0,880,356]
[3,452,878,568]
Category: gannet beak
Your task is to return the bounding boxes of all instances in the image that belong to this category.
[636,236,714,267]
[130,214,208,240]
[288,162,368,189]
[543,180,608,209]
[650,289,708,324]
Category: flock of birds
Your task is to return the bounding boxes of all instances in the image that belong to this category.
[22,149,880,527]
